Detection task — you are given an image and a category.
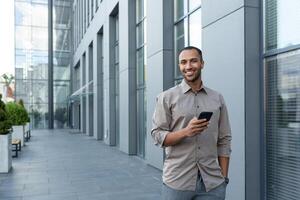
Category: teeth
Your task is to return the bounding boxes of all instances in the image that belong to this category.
[186,71,193,76]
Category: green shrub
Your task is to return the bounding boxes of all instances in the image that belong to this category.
[18,99,30,122]
[0,94,12,135]
[6,102,28,126]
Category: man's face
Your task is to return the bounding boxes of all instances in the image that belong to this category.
[179,49,204,83]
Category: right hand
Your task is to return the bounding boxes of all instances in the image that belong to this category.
[184,117,209,137]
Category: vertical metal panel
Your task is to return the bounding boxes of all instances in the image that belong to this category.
[48,0,53,129]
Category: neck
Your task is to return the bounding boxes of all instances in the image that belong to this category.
[186,78,202,92]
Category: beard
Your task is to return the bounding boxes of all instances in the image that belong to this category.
[183,70,201,83]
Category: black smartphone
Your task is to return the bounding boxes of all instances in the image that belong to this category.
[198,112,213,121]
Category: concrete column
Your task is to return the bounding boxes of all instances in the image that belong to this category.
[93,31,104,140]
[103,17,112,145]
[146,0,174,169]
[117,0,137,154]
[86,43,94,136]
[80,55,87,133]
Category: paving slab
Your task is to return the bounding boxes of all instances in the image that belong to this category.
[0,129,162,200]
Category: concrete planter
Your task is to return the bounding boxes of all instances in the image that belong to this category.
[12,125,25,146]
[0,133,12,173]
[25,122,30,132]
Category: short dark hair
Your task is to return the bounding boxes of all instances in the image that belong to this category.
[178,46,203,61]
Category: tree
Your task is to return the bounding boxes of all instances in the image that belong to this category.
[0,94,12,135]
[1,74,14,86]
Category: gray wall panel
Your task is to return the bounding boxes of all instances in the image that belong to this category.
[147,0,163,57]
[202,0,243,27]
[244,6,261,200]
[146,51,164,169]
[245,0,259,8]
[202,7,245,200]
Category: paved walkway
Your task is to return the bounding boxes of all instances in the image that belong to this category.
[0,129,162,200]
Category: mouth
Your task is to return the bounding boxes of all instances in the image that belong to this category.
[185,71,195,77]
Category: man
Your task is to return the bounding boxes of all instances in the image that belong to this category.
[151,46,232,200]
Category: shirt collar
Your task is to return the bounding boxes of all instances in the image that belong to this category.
[180,79,208,95]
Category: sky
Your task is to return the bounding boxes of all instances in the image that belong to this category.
[0,1,14,77]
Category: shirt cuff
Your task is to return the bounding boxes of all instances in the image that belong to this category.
[217,145,231,157]
[152,130,169,148]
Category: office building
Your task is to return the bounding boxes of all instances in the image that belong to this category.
[15,0,300,199]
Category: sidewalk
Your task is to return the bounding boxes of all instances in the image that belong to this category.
[0,129,162,200]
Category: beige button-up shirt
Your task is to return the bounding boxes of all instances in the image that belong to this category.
[151,80,232,192]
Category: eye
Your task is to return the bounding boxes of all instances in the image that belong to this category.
[180,60,187,65]
[191,58,199,63]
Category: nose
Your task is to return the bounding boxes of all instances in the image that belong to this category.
[185,61,193,69]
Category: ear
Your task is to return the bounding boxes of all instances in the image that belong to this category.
[200,60,204,69]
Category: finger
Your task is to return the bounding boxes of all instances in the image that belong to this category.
[194,126,208,133]
[192,122,209,129]
[197,119,207,123]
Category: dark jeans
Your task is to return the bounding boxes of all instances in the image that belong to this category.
[162,175,227,200]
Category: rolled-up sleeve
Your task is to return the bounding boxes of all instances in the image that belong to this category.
[217,94,232,157]
[151,93,172,147]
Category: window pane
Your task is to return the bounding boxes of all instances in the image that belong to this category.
[265,49,300,200]
[54,103,68,128]
[174,19,188,78]
[15,2,48,27]
[54,81,70,104]
[264,0,300,51]
[15,26,31,49]
[53,5,71,28]
[136,22,144,48]
[137,48,144,86]
[189,8,201,48]
[175,0,188,21]
[136,0,144,22]
[189,0,201,11]
[31,4,48,27]
[15,2,31,26]
[53,29,70,51]
[31,27,48,50]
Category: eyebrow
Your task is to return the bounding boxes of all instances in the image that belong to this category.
[179,57,200,62]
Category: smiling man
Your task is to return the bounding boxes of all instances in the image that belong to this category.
[151,46,232,200]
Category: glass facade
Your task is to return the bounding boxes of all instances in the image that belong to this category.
[14,0,72,129]
[174,0,201,83]
[53,0,72,128]
[136,0,147,158]
[264,0,300,199]
[15,0,49,129]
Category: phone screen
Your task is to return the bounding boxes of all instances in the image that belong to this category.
[198,112,213,121]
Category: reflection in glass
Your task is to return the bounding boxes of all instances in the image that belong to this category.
[53,0,72,129]
[175,0,188,21]
[136,0,147,158]
[175,19,188,78]
[174,0,201,83]
[136,22,144,48]
[189,9,201,48]
[137,48,145,86]
[31,27,48,50]
[136,0,144,22]
[265,49,300,200]
[15,0,49,129]
[265,0,300,51]
[15,2,48,27]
